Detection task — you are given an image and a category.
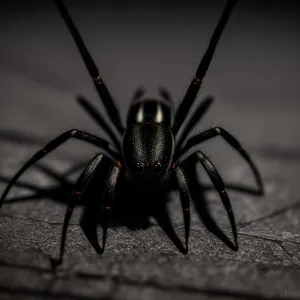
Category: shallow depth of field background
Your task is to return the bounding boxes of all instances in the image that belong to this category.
[0,1,299,299]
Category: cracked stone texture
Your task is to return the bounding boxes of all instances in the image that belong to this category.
[0,1,300,299]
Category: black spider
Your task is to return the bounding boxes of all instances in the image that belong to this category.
[0,0,264,264]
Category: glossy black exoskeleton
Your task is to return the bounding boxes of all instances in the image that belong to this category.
[124,98,175,192]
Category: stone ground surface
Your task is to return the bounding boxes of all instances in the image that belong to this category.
[0,1,300,299]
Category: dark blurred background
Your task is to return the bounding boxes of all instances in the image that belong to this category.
[0,1,300,299]
[0,0,299,148]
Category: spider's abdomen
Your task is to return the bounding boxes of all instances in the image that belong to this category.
[127,99,173,127]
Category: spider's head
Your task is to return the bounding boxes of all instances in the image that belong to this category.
[122,123,175,191]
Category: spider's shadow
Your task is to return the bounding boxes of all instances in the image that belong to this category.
[0,156,262,255]
[0,129,264,254]
[0,159,192,254]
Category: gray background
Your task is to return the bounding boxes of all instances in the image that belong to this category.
[0,0,300,299]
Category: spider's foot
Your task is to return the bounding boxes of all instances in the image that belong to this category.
[50,257,62,270]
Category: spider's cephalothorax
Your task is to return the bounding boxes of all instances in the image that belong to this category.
[0,0,264,265]
[123,98,175,191]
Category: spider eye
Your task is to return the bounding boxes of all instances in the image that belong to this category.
[152,162,163,175]
[132,162,144,174]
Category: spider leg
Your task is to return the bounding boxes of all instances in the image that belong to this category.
[158,87,175,124]
[99,164,121,253]
[150,167,190,254]
[77,96,121,152]
[54,0,124,135]
[132,86,146,101]
[172,0,237,135]
[173,166,191,252]
[0,129,119,209]
[80,206,103,254]
[158,87,174,111]
[181,157,237,250]
[180,151,238,250]
[177,127,264,195]
[176,96,213,148]
[52,154,121,266]
[52,154,105,266]
[152,200,187,254]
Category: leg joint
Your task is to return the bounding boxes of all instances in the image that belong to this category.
[215,127,223,134]
[69,129,79,136]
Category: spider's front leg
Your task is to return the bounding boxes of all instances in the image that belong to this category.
[54,0,124,135]
[51,153,122,267]
[179,150,238,251]
[172,0,238,135]
[172,166,191,253]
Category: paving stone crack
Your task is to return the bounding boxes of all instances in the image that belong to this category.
[238,200,300,229]
[274,241,300,268]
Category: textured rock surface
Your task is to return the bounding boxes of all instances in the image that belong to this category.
[1,1,300,299]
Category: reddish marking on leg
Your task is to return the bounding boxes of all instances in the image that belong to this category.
[220,190,225,193]
[75,191,81,196]
[68,208,73,212]
[184,207,189,212]
[117,160,122,168]
[94,76,103,84]
[172,162,177,169]
[193,77,202,85]
[105,206,111,209]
